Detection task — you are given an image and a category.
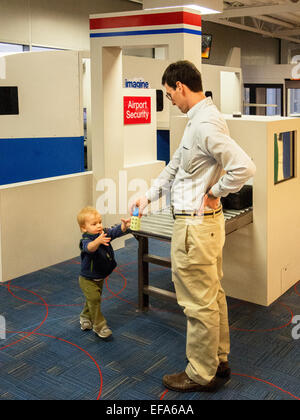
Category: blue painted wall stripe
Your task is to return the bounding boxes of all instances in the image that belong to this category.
[0,136,84,186]
[0,136,85,142]
[90,28,202,38]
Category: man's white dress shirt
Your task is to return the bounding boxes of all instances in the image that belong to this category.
[146,98,256,211]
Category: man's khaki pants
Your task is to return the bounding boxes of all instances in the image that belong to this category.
[171,211,230,385]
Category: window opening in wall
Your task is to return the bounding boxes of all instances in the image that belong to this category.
[287,89,300,116]
[122,47,155,58]
[266,88,282,116]
[274,131,295,184]
[285,80,300,116]
[31,46,65,52]
[0,42,24,53]
[244,84,283,116]
[244,87,250,115]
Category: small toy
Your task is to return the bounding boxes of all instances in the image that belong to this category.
[130,207,141,231]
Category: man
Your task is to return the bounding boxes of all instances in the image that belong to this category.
[132,61,256,393]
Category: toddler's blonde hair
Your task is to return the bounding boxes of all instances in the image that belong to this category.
[77,206,101,229]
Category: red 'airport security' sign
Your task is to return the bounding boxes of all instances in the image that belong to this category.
[124,96,151,125]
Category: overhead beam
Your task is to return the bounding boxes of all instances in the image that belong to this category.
[275,28,300,36]
[268,11,300,34]
[272,12,300,25]
[255,15,295,29]
[205,4,300,20]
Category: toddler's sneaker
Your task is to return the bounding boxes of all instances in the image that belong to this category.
[94,325,112,339]
[80,319,93,331]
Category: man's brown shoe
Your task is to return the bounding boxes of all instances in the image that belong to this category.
[162,371,230,393]
[217,362,231,379]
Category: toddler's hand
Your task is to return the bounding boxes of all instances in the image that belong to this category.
[121,218,131,232]
[98,232,111,246]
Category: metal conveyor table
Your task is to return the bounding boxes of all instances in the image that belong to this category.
[133,207,253,311]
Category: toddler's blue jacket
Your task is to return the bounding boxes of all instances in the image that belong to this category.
[79,224,125,280]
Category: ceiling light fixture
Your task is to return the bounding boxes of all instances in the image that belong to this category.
[143,0,223,14]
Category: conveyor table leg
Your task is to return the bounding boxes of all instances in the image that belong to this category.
[138,236,149,312]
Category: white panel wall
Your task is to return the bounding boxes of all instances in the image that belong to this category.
[0,0,141,50]
[202,64,242,113]
[0,51,83,139]
[220,71,241,114]
[0,172,93,283]
[223,115,300,306]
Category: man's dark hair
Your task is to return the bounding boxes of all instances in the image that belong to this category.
[162,61,203,92]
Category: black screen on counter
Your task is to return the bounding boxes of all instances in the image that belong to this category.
[0,86,19,115]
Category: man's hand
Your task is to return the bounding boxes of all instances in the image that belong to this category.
[121,218,131,232]
[130,196,150,218]
[204,190,221,210]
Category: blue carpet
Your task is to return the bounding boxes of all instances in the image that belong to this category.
[0,237,299,400]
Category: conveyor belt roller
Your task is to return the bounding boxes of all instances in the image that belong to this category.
[137,207,253,240]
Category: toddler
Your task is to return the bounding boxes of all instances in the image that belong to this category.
[77,206,130,339]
